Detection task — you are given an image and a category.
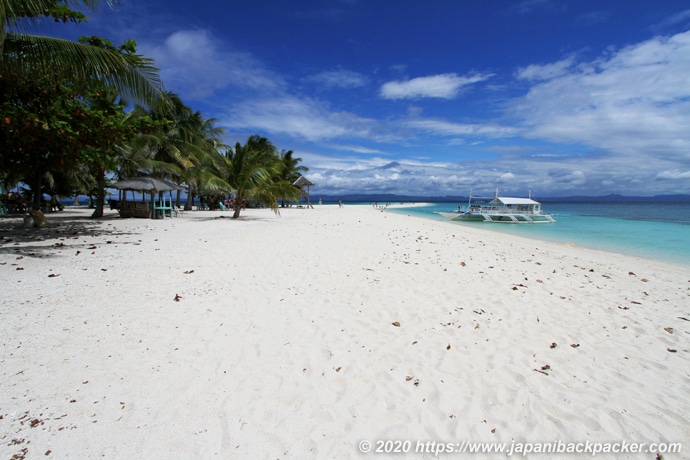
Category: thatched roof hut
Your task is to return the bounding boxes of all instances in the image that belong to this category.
[110,176,183,218]
[292,176,315,208]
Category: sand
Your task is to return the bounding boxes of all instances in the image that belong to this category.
[1,205,688,459]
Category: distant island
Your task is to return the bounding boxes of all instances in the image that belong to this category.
[312,193,690,203]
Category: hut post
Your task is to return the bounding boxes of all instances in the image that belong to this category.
[292,176,315,209]
[150,191,155,219]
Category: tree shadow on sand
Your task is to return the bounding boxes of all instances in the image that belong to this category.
[0,210,143,258]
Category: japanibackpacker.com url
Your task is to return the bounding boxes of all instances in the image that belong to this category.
[358,439,683,456]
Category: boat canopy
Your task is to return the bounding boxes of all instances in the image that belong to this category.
[491,197,541,205]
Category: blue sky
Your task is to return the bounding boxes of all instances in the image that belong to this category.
[40,0,690,197]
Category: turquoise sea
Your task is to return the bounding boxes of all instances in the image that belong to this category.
[382,201,690,267]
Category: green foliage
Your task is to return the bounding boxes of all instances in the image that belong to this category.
[0,69,84,180]
[125,92,231,210]
[1,0,165,108]
[1,0,89,26]
[79,35,137,54]
[48,3,88,23]
[0,0,164,211]
[223,135,303,218]
[0,32,160,211]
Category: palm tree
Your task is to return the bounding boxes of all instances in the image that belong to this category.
[165,103,230,207]
[223,135,301,218]
[137,93,230,208]
[1,0,165,107]
[179,113,230,209]
[116,135,184,181]
[113,103,186,211]
[277,149,309,207]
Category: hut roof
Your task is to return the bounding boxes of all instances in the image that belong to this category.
[111,176,183,192]
[292,176,315,187]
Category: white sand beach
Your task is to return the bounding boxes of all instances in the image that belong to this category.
[1,205,688,459]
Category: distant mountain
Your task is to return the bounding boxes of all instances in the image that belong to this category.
[539,194,690,203]
[314,193,690,203]
[377,161,400,170]
[316,194,464,203]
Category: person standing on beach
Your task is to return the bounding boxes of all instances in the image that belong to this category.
[338,200,343,208]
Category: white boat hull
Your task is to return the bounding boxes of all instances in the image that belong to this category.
[437,211,556,224]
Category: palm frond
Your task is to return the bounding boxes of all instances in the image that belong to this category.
[2,1,118,30]
[2,33,164,107]
[197,174,232,193]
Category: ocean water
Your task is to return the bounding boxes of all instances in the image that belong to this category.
[385,201,690,267]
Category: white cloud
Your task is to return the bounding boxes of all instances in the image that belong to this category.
[328,144,388,155]
[655,169,690,180]
[224,96,377,141]
[143,29,281,98]
[512,30,690,163]
[298,141,690,197]
[406,119,519,138]
[654,9,690,29]
[379,73,491,100]
[516,57,576,81]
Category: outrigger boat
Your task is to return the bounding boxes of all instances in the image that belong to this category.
[438,190,555,224]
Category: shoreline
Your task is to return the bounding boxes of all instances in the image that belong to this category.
[1,206,688,458]
[383,203,690,270]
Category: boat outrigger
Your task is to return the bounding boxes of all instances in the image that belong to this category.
[438,190,555,224]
